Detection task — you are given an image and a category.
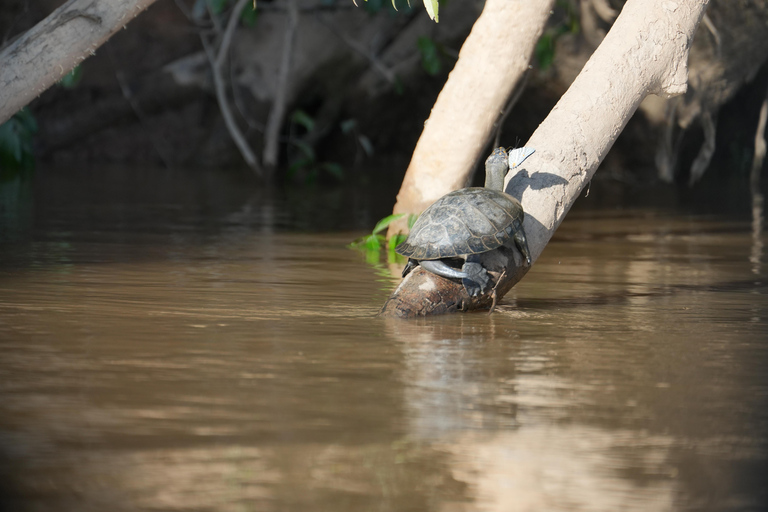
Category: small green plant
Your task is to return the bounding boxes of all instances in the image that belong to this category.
[417,37,442,76]
[240,3,259,27]
[58,65,82,89]
[535,0,580,70]
[350,212,418,264]
[287,110,345,184]
[0,109,38,174]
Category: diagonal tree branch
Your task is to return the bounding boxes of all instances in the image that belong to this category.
[381,0,711,318]
[386,0,556,238]
[0,0,160,124]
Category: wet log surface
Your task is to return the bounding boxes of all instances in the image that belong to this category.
[379,245,529,318]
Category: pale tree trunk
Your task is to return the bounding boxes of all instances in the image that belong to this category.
[386,0,556,237]
[381,0,711,318]
[0,0,159,125]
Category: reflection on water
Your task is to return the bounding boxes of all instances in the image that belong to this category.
[0,167,767,511]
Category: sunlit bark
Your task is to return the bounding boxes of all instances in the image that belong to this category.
[386,0,555,237]
[381,0,711,318]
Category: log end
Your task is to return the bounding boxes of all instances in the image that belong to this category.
[378,247,529,318]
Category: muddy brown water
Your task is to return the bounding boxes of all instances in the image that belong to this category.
[0,166,767,511]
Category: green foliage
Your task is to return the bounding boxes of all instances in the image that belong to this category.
[349,212,418,265]
[357,0,437,21]
[240,3,259,27]
[287,110,344,184]
[535,33,556,70]
[417,37,441,76]
[291,109,316,132]
[58,65,82,89]
[422,0,439,22]
[340,118,375,157]
[535,0,580,70]
[0,109,38,175]
[207,0,229,15]
[192,0,259,26]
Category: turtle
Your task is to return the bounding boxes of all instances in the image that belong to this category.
[395,146,534,297]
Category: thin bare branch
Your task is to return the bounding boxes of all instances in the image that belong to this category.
[263,0,299,171]
[217,0,251,68]
[315,13,398,86]
[107,44,173,168]
[201,34,263,175]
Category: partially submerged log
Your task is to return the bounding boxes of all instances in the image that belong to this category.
[381,0,711,318]
[380,243,528,317]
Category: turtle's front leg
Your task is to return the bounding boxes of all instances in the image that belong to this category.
[461,254,490,297]
[419,258,490,297]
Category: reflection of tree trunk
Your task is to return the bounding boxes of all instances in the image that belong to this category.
[0,0,159,124]
[386,0,555,237]
[263,0,299,174]
[750,90,767,275]
[381,0,710,318]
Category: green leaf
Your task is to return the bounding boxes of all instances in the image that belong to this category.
[292,140,316,161]
[365,249,381,265]
[365,233,384,251]
[361,0,384,13]
[58,65,82,89]
[0,109,37,172]
[349,233,382,253]
[393,75,404,96]
[417,37,441,76]
[372,213,406,234]
[287,157,312,179]
[388,232,406,252]
[240,3,258,26]
[208,0,229,15]
[291,109,315,132]
[15,108,38,135]
[422,0,438,22]
[535,33,556,70]
[0,122,22,163]
[320,162,344,181]
[340,119,357,134]
[407,213,418,229]
[387,233,408,263]
[358,134,374,156]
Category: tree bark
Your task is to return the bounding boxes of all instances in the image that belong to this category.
[386,0,556,237]
[381,0,711,318]
[0,0,159,124]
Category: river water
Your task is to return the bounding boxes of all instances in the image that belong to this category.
[0,166,767,511]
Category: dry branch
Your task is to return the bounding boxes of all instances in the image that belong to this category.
[0,0,159,124]
[263,0,299,172]
[201,0,263,176]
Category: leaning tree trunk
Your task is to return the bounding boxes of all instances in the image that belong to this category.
[381,0,711,318]
[0,0,159,124]
[386,0,556,237]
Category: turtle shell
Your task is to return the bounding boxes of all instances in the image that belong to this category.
[395,187,524,260]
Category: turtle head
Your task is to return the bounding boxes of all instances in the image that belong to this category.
[484,147,509,191]
[484,146,536,192]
